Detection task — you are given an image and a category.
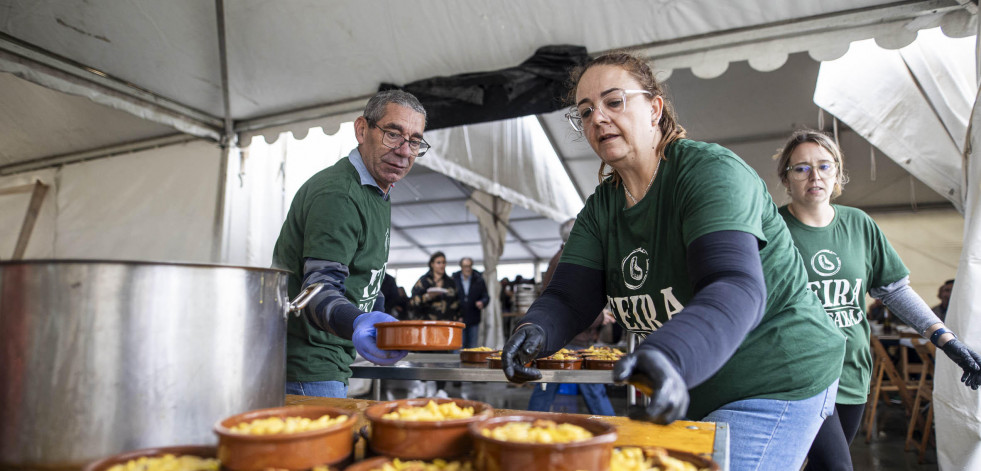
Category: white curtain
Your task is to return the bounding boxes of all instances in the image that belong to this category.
[423,116,582,222]
[934,74,981,471]
[814,30,976,213]
[465,190,512,350]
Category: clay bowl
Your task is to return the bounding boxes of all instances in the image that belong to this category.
[469,413,618,471]
[460,349,499,363]
[535,357,582,370]
[364,397,493,460]
[487,356,503,369]
[214,405,357,470]
[83,445,217,471]
[375,320,465,351]
[344,456,474,471]
[582,357,618,370]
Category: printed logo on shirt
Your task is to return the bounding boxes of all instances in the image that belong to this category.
[385,229,390,249]
[811,249,841,277]
[607,287,685,333]
[807,278,865,329]
[621,248,650,290]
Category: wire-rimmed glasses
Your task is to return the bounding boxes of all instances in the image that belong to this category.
[565,89,653,132]
[369,121,430,157]
[785,161,838,181]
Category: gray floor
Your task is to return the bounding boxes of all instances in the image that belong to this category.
[365,380,936,471]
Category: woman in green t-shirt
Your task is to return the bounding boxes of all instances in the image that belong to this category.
[501,52,845,471]
[776,130,981,471]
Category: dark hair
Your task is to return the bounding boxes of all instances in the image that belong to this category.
[944,279,955,286]
[567,52,687,185]
[775,129,849,199]
[460,257,474,267]
[364,90,427,124]
[428,251,446,270]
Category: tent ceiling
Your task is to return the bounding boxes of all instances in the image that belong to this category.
[0,0,967,269]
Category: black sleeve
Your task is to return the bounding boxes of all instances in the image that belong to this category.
[640,230,766,387]
[518,262,607,356]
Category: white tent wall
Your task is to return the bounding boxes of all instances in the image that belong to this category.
[424,116,583,222]
[814,32,977,213]
[934,55,981,471]
[868,208,963,301]
[0,140,220,262]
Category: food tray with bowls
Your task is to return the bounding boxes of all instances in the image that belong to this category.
[375,320,465,351]
[363,398,494,460]
[213,405,358,470]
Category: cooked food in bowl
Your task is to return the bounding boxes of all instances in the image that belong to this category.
[586,352,623,361]
[480,419,593,444]
[461,346,494,352]
[470,414,618,471]
[229,414,349,435]
[381,400,476,421]
[104,454,219,471]
[365,398,494,460]
[581,346,624,356]
[345,457,473,471]
[542,351,580,360]
[610,447,712,471]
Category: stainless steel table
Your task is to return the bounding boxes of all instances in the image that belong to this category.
[350,353,618,400]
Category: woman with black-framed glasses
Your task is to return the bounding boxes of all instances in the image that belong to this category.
[501,52,847,470]
[776,130,981,471]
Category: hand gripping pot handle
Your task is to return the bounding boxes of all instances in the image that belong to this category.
[284,282,324,319]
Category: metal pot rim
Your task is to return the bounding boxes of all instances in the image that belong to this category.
[0,259,292,275]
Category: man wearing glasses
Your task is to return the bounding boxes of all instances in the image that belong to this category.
[273,90,430,398]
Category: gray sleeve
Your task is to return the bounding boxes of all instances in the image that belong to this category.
[301,258,363,339]
[871,276,942,334]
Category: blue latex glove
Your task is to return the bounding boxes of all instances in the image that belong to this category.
[613,347,689,424]
[352,312,407,365]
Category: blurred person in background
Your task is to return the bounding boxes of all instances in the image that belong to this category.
[409,251,460,321]
[932,279,954,323]
[452,257,490,349]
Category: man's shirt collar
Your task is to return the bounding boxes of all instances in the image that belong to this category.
[349,148,391,200]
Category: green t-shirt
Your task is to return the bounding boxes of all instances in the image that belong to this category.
[561,139,845,419]
[272,156,391,384]
[779,204,909,404]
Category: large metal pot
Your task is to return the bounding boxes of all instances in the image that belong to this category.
[0,260,308,469]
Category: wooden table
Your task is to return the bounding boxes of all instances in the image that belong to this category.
[286,395,729,470]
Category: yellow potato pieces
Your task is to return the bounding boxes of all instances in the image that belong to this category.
[544,352,579,360]
[382,400,475,421]
[105,454,219,471]
[229,414,348,435]
[481,419,593,444]
[371,458,473,471]
[587,352,623,361]
[461,346,494,352]
[610,447,704,471]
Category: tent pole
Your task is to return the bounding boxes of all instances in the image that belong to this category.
[212,0,234,263]
[11,180,48,260]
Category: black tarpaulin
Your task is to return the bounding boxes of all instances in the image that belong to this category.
[381,45,589,130]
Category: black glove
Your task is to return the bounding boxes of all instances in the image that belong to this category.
[501,323,546,383]
[613,348,689,425]
[941,338,981,390]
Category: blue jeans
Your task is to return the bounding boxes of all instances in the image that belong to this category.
[527,383,616,416]
[462,324,480,349]
[702,380,838,471]
[285,380,347,398]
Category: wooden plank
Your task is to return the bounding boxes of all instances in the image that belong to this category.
[12,181,48,259]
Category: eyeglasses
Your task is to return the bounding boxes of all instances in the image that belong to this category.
[786,161,838,181]
[369,121,430,157]
[565,89,653,132]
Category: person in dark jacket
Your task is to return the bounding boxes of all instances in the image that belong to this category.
[452,257,490,349]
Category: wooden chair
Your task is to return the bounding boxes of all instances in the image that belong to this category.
[864,334,920,443]
[904,341,936,463]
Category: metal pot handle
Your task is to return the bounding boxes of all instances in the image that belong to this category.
[286,282,324,318]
